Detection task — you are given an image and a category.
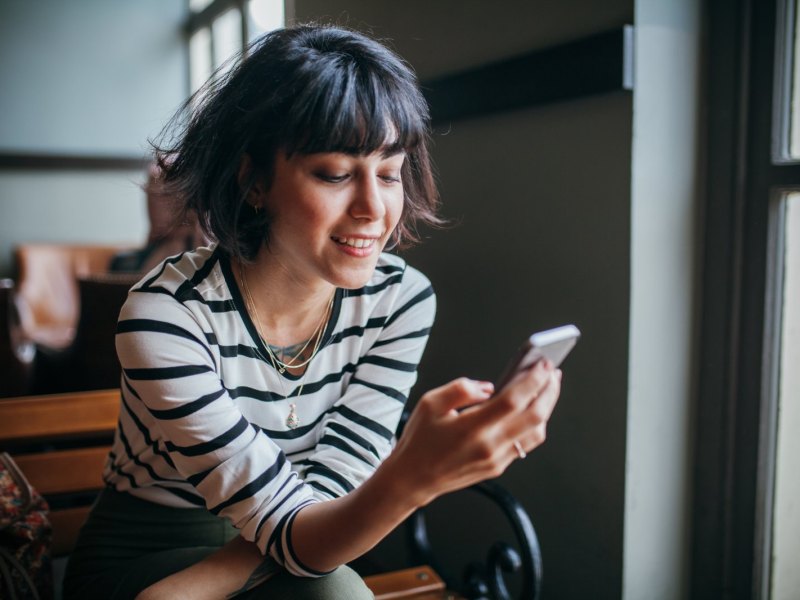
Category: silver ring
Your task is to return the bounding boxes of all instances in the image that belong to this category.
[513,440,527,460]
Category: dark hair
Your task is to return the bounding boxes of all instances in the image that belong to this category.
[154,24,442,261]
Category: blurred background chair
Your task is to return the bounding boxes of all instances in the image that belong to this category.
[0,278,35,398]
[14,243,131,351]
[31,273,138,394]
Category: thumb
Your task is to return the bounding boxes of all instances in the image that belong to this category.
[426,377,494,414]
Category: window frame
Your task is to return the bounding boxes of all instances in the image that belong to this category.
[692,0,799,597]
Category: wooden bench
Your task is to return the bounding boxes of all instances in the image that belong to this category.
[0,389,457,599]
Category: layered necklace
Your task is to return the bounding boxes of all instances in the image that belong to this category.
[238,260,334,430]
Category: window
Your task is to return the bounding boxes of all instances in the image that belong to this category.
[693,0,800,597]
[186,0,286,94]
[771,192,800,599]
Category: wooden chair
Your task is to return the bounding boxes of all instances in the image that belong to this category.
[26,273,138,395]
[13,244,132,351]
[0,389,541,599]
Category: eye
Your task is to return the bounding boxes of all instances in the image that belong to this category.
[379,173,402,184]
[315,172,349,184]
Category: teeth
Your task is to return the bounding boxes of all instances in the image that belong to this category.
[334,237,375,248]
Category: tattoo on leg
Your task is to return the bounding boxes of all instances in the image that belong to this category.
[226,558,282,598]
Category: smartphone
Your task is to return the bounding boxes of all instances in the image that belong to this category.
[495,324,581,391]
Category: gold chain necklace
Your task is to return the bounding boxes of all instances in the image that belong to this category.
[238,259,334,429]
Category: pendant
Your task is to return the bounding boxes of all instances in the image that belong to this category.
[286,402,300,429]
[279,367,286,374]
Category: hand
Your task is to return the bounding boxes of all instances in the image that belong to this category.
[389,360,561,506]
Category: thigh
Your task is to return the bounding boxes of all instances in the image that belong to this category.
[238,566,374,600]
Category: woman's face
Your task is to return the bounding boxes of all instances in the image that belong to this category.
[258,150,405,290]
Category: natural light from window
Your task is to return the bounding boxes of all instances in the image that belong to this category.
[187,0,285,94]
[771,193,800,599]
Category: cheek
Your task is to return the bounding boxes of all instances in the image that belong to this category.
[388,192,405,226]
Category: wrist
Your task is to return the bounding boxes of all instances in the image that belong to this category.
[372,444,435,512]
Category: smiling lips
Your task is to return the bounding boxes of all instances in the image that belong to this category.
[331,235,382,257]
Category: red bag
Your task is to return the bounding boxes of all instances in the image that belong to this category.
[0,452,52,600]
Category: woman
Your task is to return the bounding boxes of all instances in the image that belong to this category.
[63,24,561,600]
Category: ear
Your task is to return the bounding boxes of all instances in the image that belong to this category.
[237,154,266,208]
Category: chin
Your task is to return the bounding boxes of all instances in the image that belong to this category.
[328,264,380,290]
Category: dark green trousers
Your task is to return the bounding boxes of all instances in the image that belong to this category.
[62,488,373,600]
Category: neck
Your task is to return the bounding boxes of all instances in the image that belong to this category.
[236,252,335,348]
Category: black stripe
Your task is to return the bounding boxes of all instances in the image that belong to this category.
[117,318,203,343]
[138,252,191,290]
[327,422,380,459]
[303,460,355,493]
[187,465,215,487]
[255,479,305,539]
[266,505,296,558]
[375,263,405,274]
[209,452,287,514]
[317,435,374,466]
[286,508,334,576]
[106,461,138,489]
[384,285,435,328]
[117,319,216,364]
[216,343,264,360]
[328,317,387,345]
[171,249,221,299]
[346,273,403,297]
[350,377,408,403]
[371,326,432,348]
[121,378,176,469]
[176,289,236,313]
[147,388,226,420]
[329,405,394,441]
[254,412,326,440]
[357,354,417,372]
[117,416,185,484]
[308,481,340,499]
[165,416,251,457]
[226,362,358,404]
[227,385,285,403]
[124,364,212,380]
[157,484,206,506]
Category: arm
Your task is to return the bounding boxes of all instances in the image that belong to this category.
[137,364,560,600]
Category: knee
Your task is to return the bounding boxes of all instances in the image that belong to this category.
[314,566,373,600]
[259,565,373,600]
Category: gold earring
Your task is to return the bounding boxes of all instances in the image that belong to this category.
[254,204,260,214]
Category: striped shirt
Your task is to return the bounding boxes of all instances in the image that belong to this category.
[103,244,435,576]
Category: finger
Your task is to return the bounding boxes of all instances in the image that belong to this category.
[513,423,548,457]
[421,377,494,415]
[475,360,554,422]
[505,370,561,446]
[528,369,561,423]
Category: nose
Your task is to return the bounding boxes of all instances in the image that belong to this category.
[349,175,386,221]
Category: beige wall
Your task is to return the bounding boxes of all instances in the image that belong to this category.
[0,0,187,276]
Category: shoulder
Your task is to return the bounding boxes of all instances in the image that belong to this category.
[120,244,230,321]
